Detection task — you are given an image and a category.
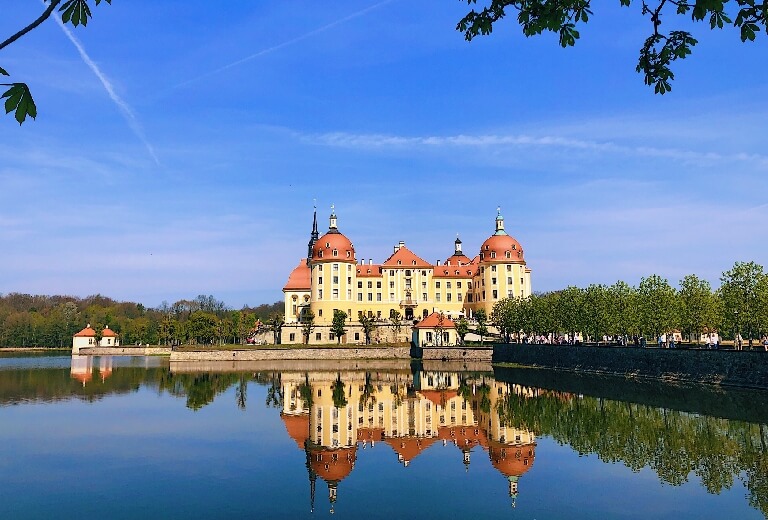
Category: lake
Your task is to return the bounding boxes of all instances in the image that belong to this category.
[1,353,766,519]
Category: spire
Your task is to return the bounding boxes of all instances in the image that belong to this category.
[328,204,339,234]
[494,206,507,236]
[307,204,319,264]
[453,234,463,256]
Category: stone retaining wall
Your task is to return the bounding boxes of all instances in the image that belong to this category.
[76,346,172,356]
[411,345,493,361]
[493,344,768,389]
[170,346,411,363]
[169,358,413,373]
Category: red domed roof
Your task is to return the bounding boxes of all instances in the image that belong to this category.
[312,231,356,263]
[488,441,536,477]
[479,234,525,263]
[309,446,357,482]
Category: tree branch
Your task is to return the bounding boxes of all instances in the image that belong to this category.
[0,0,63,52]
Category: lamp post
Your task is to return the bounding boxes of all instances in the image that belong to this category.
[734,309,740,350]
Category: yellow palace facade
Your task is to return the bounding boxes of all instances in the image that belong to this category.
[282,207,532,344]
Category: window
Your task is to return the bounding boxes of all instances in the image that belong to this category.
[333,249,338,257]
[355,332,360,340]
[412,260,417,265]
[367,281,372,289]
[329,333,335,341]
[377,293,382,301]
[333,263,339,271]
[447,282,451,289]
[318,276,323,284]
[333,289,339,299]
[318,289,323,299]
[521,277,524,285]
[492,278,497,285]
[447,293,452,302]
[508,290,514,298]
[377,311,382,319]
[318,309,323,317]
[376,281,381,288]
[333,276,339,284]
[422,293,428,301]
[347,289,351,299]
[289,333,295,341]
[457,281,462,288]
[506,251,511,259]
[390,292,395,300]
[436,281,441,288]
[458,294,463,302]
[347,277,351,284]
[316,333,322,340]
[358,281,362,288]
[436,294,441,302]
[389,281,394,289]
[508,277,513,284]
[482,291,486,299]
[467,282,472,289]
[421,281,426,288]
[318,250,323,258]
[390,270,395,276]
[368,293,373,301]
[491,265,497,272]
[491,251,496,259]
[507,264,512,271]
[348,264,352,271]
[493,290,498,299]
[422,270,427,276]
[467,294,472,302]
[405,270,411,276]
[358,293,363,301]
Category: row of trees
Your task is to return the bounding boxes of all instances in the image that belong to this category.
[490,261,768,344]
[0,292,283,347]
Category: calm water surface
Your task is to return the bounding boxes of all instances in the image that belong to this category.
[0,354,766,519]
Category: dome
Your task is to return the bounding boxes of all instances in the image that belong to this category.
[488,442,536,477]
[479,208,525,263]
[312,231,356,262]
[309,446,357,483]
[479,234,525,263]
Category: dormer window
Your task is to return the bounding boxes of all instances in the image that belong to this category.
[512,244,516,250]
[397,260,402,265]
[346,251,351,258]
[506,251,511,259]
[318,250,323,258]
[412,260,416,265]
[491,252,496,259]
[455,270,459,275]
[333,249,338,257]
[326,242,330,248]
[480,253,484,260]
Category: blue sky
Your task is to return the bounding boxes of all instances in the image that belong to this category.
[1,0,766,308]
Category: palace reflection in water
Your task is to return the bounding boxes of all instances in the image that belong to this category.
[279,368,535,512]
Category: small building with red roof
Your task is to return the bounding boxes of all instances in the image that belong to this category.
[72,324,120,353]
[412,312,457,347]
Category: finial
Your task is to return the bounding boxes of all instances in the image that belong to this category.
[497,206,501,216]
[313,198,317,210]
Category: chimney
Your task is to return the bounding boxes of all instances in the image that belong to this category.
[369,259,373,265]
[399,241,405,250]
[436,260,441,266]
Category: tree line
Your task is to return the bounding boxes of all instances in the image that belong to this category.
[0,292,282,347]
[490,261,768,345]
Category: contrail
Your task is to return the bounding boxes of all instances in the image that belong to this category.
[172,0,394,90]
[54,16,160,165]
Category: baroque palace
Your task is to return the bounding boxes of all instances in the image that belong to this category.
[282,207,532,344]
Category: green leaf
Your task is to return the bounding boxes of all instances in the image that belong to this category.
[59,0,93,27]
[1,83,37,125]
[0,66,8,77]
